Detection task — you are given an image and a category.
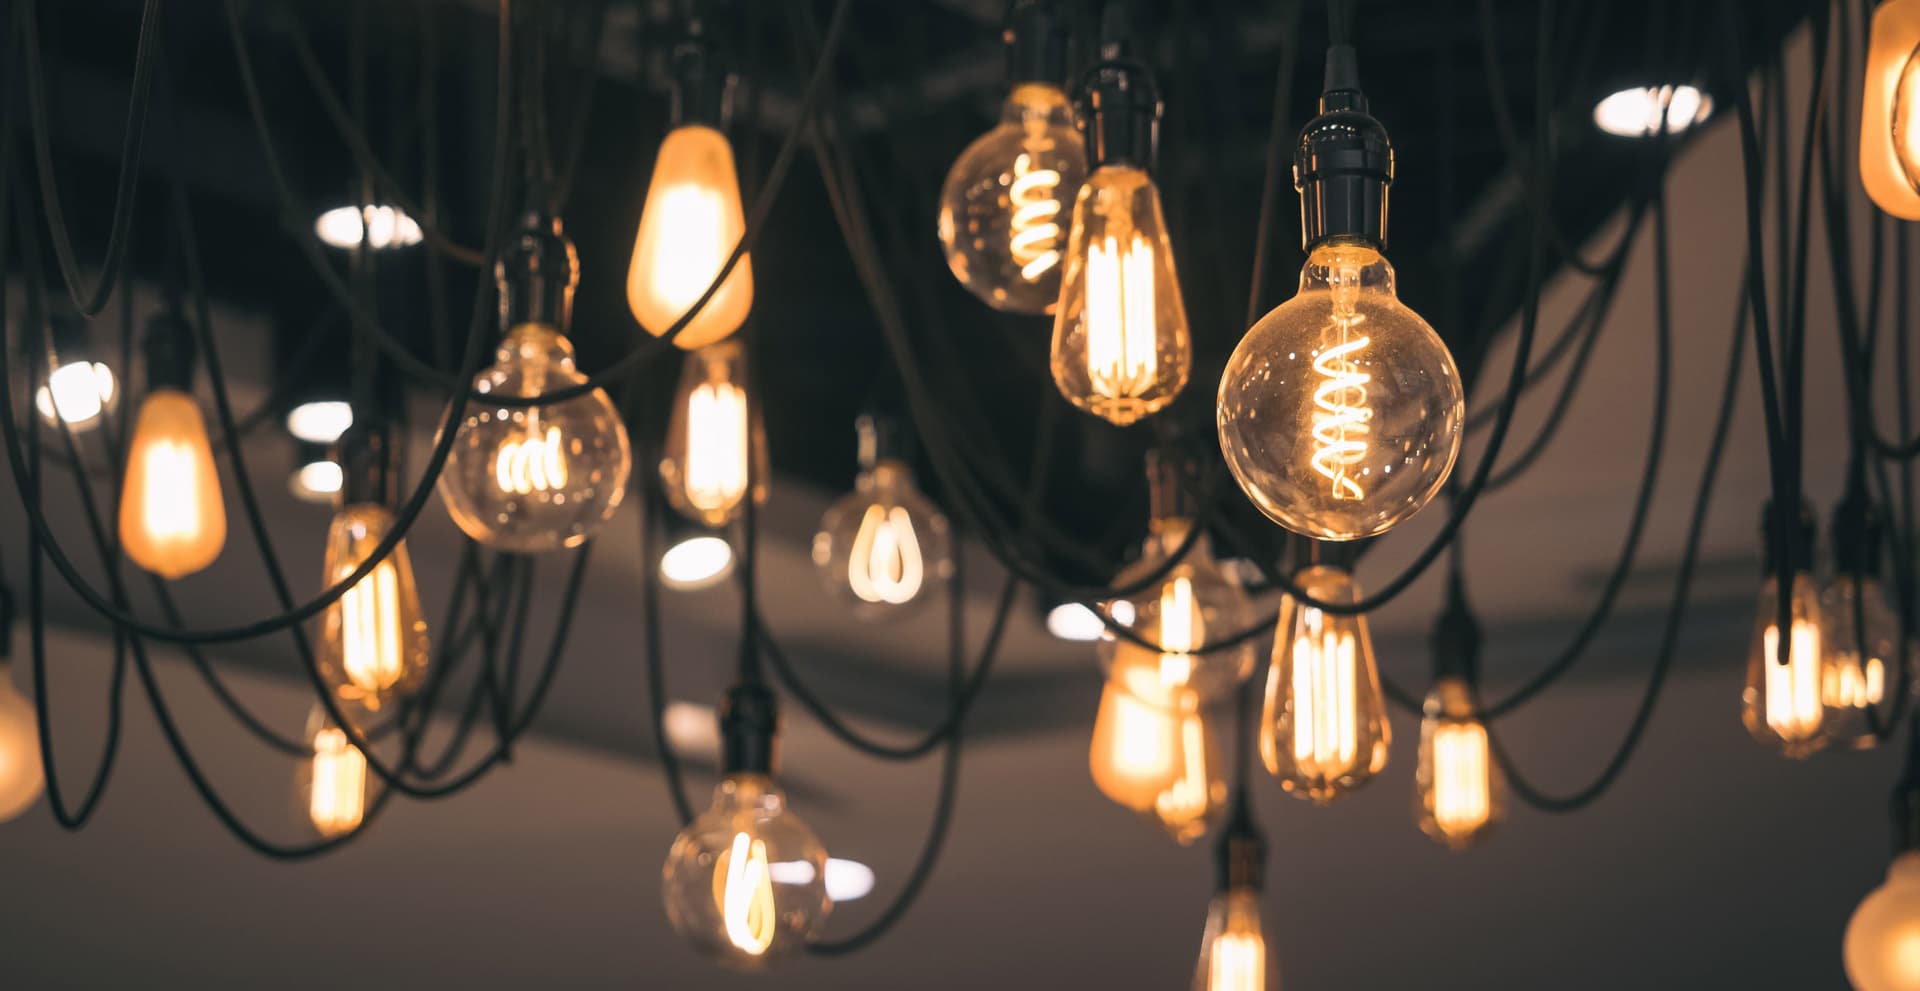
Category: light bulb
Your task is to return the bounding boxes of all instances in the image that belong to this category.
[813,419,951,618]
[1098,520,1257,705]
[1849,852,1920,991]
[1821,575,1907,750]
[628,125,754,350]
[661,534,735,591]
[1219,243,1464,541]
[315,503,430,712]
[118,388,227,579]
[663,773,831,967]
[438,324,632,552]
[0,667,46,823]
[35,360,115,429]
[1260,564,1391,803]
[1741,572,1828,758]
[661,341,767,527]
[1862,0,1920,218]
[1190,890,1274,991]
[1415,676,1505,849]
[1088,649,1226,843]
[297,708,367,839]
[938,82,1088,314]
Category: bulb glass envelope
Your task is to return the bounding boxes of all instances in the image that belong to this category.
[1864,0,1920,217]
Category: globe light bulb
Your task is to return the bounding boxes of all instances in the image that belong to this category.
[1821,575,1906,750]
[1848,853,1920,991]
[118,388,228,579]
[297,708,367,839]
[661,340,768,527]
[1415,676,1504,849]
[1191,890,1274,991]
[1260,564,1390,803]
[0,665,46,823]
[1218,243,1463,540]
[663,773,831,967]
[1088,649,1226,844]
[628,124,754,350]
[812,417,951,619]
[1741,571,1828,758]
[316,501,430,713]
[1861,0,1920,218]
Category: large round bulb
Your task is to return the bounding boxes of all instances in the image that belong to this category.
[1260,564,1391,803]
[1741,572,1829,758]
[438,324,632,552]
[1190,889,1275,991]
[661,341,768,527]
[663,774,831,967]
[1820,575,1906,750]
[315,504,430,713]
[1050,164,1191,426]
[937,83,1088,314]
[628,125,754,350]
[1415,676,1505,849]
[118,389,228,579]
[1097,522,1256,705]
[0,669,46,823]
[1848,853,1920,991]
[1088,650,1226,844]
[1218,243,1463,540]
[812,460,951,619]
[296,707,367,839]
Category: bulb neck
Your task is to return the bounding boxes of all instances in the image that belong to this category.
[1215,818,1267,893]
[1295,55,1392,252]
[1004,0,1068,87]
[43,310,90,366]
[721,680,779,777]
[332,420,400,509]
[856,414,912,471]
[141,311,198,393]
[1430,597,1481,685]
[0,579,13,662]
[1832,492,1886,578]
[1145,450,1200,525]
[669,29,734,131]
[1075,57,1160,172]
[497,208,578,332]
[1759,499,1816,579]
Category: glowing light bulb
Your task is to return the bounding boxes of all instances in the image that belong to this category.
[1849,852,1920,991]
[1821,574,1907,750]
[313,204,422,250]
[438,324,632,552]
[1098,521,1256,705]
[1191,890,1274,991]
[0,667,46,823]
[118,389,227,579]
[1219,243,1463,540]
[663,773,831,967]
[1088,649,1225,844]
[661,341,767,528]
[299,709,367,839]
[315,504,429,712]
[628,125,754,350]
[938,82,1088,314]
[1260,564,1390,803]
[661,534,735,591]
[1741,572,1828,758]
[35,360,115,429]
[1415,677,1504,849]
[813,419,951,618]
[1861,0,1920,218]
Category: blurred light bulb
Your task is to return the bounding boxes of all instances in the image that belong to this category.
[1415,676,1504,849]
[813,423,952,618]
[118,389,227,579]
[0,668,46,823]
[1048,600,1132,642]
[35,360,115,429]
[314,205,422,250]
[1741,572,1828,758]
[290,458,343,503]
[938,82,1088,314]
[1848,852,1920,991]
[628,125,754,350]
[1088,649,1225,844]
[299,709,367,839]
[1098,520,1256,705]
[1591,84,1712,137]
[1220,243,1463,541]
[1821,574,1907,749]
[663,773,831,967]
[1191,890,1274,991]
[661,535,735,591]
[285,400,354,445]
[1260,564,1390,803]
[316,504,430,712]
[661,341,767,527]
[1862,1,1920,218]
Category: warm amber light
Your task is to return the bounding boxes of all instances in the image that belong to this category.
[1310,248,1373,503]
[118,389,227,579]
[1742,573,1829,757]
[492,421,568,495]
[1261,565,1390,803]
[710,830,778,957]
[1415,677,1504,848]
[0,671,46,823]
[1848,853,1920,991]
[1191,890,1273,991]
[847,504,925,605]
[662,342,766,528]
[1862,0,1920,217]
[1089,650,1222,843]
[308,726,367,838]
[628,125,754,349]
[317,504,430,711]
[1762,619,1824,739]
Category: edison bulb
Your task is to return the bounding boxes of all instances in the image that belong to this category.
[1219,243,1463,540]
[1261,565,1391,802]
[1415,676,1504,849]
[118,389,227,579]
[1861,0,1920,217]
[938,82,1087,314]
[1848,853,1920,991]
[1097,521,1256,704]
[297,708,367,839]
[315,504,430,713]
[661,341,767,527]
[1050,164,1191,426]
[1088,650,1226,844]
[0,669,45,822]
[813,456,951,619]
[663,773,831,967]
[629,125,754,350]
[1191,890,1274,991]
[1821,575,1907,749]
[1741,572,1828,758]
[438,324,631,552]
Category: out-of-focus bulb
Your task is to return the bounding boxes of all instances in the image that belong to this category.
[35,360,115,429]
[813,425,951,619]
[0,668,46,823]
[1261,564,1391,803]
[1821,575,1907,749]
[437,324,632,552]
[663,773,831,967]
[662,534,735,591]
[1862,1,1920,218]
[1415,676,1504,849]
[316,504,430,712]
[1219,243,1463,541]
[285,400,354,445]
[1088,649,1225,844]
[299,709,367,839]
[1848,852,1920,991]
[1591,84,1712,137]
[938,82,1088,314]
[118,389,227,579]
[662,341,767,527]
[314,204,423,250]
[628,125,754,350]
[1098,520,1257,705]
[1190,890,1274,991]
[1741,572,1828,758]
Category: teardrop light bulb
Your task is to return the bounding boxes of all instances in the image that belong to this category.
[315,503,430,713]
[1415,676,1504,849]
[1261,564,1391,803]
[118,388,227,579]
[628,125,754,350]
[661,341,768,527]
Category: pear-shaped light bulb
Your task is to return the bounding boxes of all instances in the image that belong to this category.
[296,706,368,839]
[1742,571,1829,758]
[1820,574,1909,750]
[1260,564,1391,803]
[1190,889,1275,991]
[1415,676,1505,849]
[118,388,227,579]
[315,503,430,713]
[628,125,754,350]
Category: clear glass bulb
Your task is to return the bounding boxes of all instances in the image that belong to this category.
[1260,564,1391,803]
[118,388,227,579]
[1218,243,1464,540]
[812,460,952,619]
[1088,649,1226,844]
[1190,889,1275,991]
[1415,676,1505,849]
[1050,164,1191,426]
[1097,521,1256,705]
[1848,852,1920,991]
[628,124,754,350]
[937,82,1088,315]
[662,773,832,967]
[661,341,768,527]
[315,504,430,713]
[35,359,115,430]
[1861,0,1920,219]
[296,706,367,839]
[0,667,45,823]
[438,323,632,552]
[1741,572,1829,758]
[1821,574,1908,749]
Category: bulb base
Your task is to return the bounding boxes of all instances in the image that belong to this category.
[333,420,400,509]
[1004,0,1067,87]
[856,414,912,471]
[1075,58,1161,172]
[497,208,579,332]
[1295,73,1393,251]
[721,681,779,777]
[1430,594,1482,684]
[1758,499,1817,578]
[141,311,198,393]
[1145,449,1200,525]
[1215,825,1267,893]
[670,29,734,131]
[1832,493,1887,578]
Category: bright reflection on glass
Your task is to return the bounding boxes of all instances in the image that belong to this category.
[1047,600,1136,642]
[1592,84,1713,137]
[661,535,735,591]
[765,858,876,903]
[314,205,424,250]
[35,361,116,429]
[290,460,344,503]
[285,400,354,444]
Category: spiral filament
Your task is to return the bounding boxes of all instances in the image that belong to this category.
[1430,720,1492,840]
[847,504,926,605]
[493,421,568,495]
[716,831,777,956]
[1085,234,1158,401]
[686,380,749,513]
[1290,605,1359,780]
[1311,262,1372,502]
[1008,152,1064,282]
[1762,619,1825,742]
[308,726,367,838]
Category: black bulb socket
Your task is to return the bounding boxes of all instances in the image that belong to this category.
[721,680,779,777]
[856,414,912,470]
[1004,0,1068,88]
[497,208,579,332]
[1431,596,1482,685]
[43,308,91,365]
[1145,449,1200,524]
[1758,499,1816,579]
[1075,57,1161,172]
[141,311,198,394]
[332,419,400,509]
[669,29,734,132]
[1215,820,1267,893]
[1295,48,1393,252]
[1832,492,1886,578]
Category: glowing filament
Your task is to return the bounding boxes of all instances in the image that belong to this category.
[339,558,407,696]
[308,727,367,838]
[493,422,568,495]
[1290,607,1359,779]
[847,504,926,605]
[1896,45,1920,190]
[1085,234,1158,400]
[1008,152,1064,281]
[716,831,777,956]
[685,380,749,513]
[1153,711,1210,828]
[1208,932,1267,991]
[1311,262,1372,502]
[647,186,730,320]
[1825,652,1888,709]
[1763,620,1825,741]
[140,441,203,543]
[1157,575,1202,687]
[1431,720,1492,839]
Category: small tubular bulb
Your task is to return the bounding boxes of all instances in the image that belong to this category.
[1415,677,1505,849]
[317,504,431,712]
[1190,890,1275,991]
[307,725,367,838]
[118,389,227,579]
[662,342,766,528]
